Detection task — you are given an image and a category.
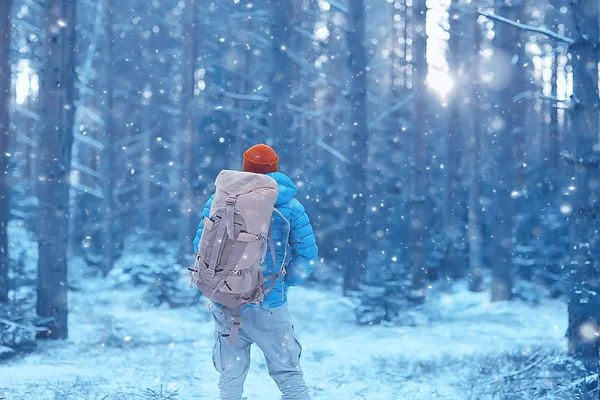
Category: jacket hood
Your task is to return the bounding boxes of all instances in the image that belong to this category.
[267,172,297,205]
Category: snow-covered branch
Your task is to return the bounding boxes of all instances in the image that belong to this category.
[478,11,574,44]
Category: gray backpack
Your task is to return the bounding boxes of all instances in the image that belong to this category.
[190,170,288,345]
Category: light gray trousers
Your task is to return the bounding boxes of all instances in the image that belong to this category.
[210,303,311,400]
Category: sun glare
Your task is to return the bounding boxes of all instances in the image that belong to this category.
[15,59,38,105]
[427,70,454,98]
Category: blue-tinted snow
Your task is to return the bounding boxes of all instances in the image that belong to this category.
[0,222,567,399]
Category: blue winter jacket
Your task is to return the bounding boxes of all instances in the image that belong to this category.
[193,172,318,308]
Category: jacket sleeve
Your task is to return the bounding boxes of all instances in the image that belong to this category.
[285,200,318,287]
[193,194,215,253]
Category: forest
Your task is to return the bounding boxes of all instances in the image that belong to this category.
[0,0,599,399]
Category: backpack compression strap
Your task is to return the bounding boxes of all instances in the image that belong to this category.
[225,195,237,240]
[207,195,237,280]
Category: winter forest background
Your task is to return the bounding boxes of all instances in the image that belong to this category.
[0,0,599,399]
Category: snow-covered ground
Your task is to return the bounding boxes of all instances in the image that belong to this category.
[0,276,568,400]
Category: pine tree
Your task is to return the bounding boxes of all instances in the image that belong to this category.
[343,0,369,294]
[36,0,77,339]
[0,0,12,303]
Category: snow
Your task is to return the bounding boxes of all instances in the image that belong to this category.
[0,276,567,400]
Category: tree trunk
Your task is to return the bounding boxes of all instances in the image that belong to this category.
[566,0,600,361]
[509,2,530,282]
[443,0,468,281]
[490,0,519,302]
[342,0,369,295]
[548,49,559,181]
[178,0,198,261]
[99,0,116,276]
[0,0,12,303]
[408,0,429,299]
[37,0,77,339]
[268,0,293,166]
[546,0,561,186]
[69,0,102,258]
[141,95,152,231]
[466,7,484,292]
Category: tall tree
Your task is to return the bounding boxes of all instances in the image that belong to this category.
[268,0,293,161]
[443,0,468,281]
[100,0,117,275]
[37,0,77,339]
[178,0,198,261]
[509,2,530,282]
[343,0,369,295]
[545,0,563,185]
[409,0,430,299]
[466,9,484,292]
[0,0,12,303]
[479,0,598,357]
[69,0,103,259]
[566,0,600,361]
[489,0,522,302]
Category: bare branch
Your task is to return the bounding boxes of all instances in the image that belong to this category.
[72,162,102,179]
[0,318,48,332]
[328,0,348,14]
[220,89,269,103]
[12,105,40,121]
[316,139,350,164]
[241,118,269,133]
[369,92,415,129]
[16,133,37,148]
[74,132,104,151]
[480,356,548,386]
[214,106,269,119]
[70,182,104,199]
[294,26,316,42]
[478,11,574,44]
[80,105,105,126]
[539,94,564,102]
[12,19,41,34]
[286,49,344,89]
[286,103,337,126]
[560,150,600,166]
[228,11,269,19]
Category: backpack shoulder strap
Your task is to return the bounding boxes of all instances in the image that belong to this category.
[263,208,290,298]
[273,208,290,229]
[263,223,279,295]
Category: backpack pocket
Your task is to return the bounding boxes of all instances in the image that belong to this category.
[198,216,220,262]
[218,265,261,294]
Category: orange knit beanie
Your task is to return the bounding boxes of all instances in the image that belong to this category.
[243,144,279,174]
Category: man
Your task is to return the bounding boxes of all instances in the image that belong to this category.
[193,144,318,400]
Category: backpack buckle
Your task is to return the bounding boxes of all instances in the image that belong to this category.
[205,268,215,278]
[226,196,237,205]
